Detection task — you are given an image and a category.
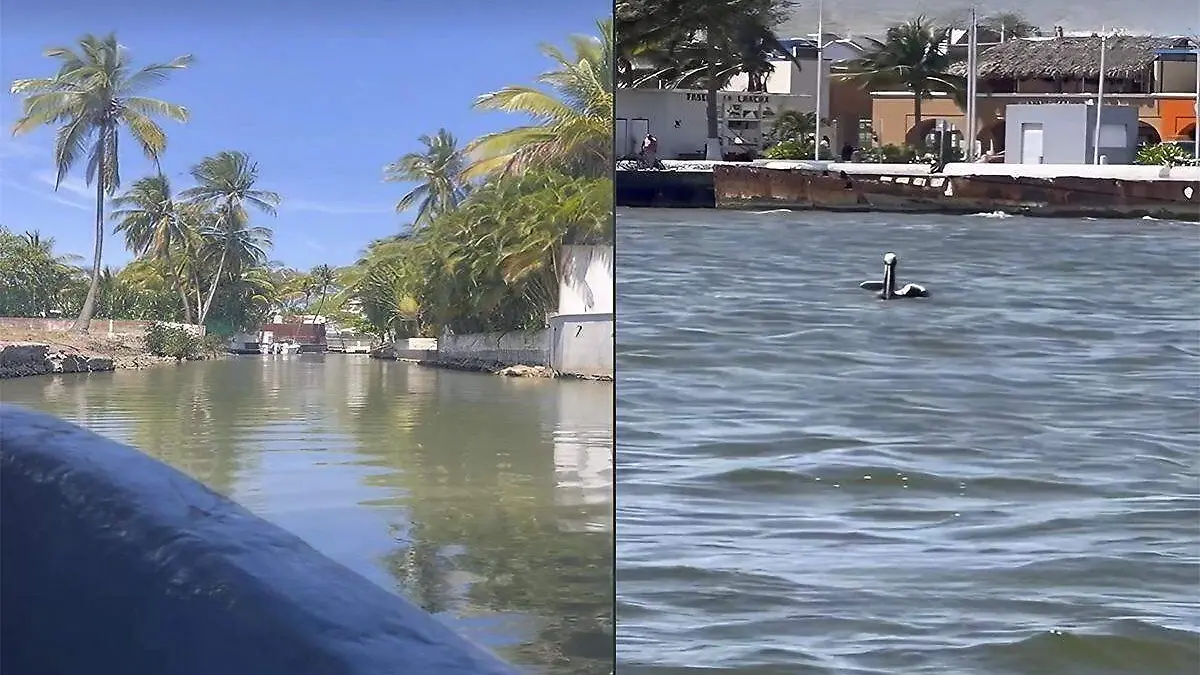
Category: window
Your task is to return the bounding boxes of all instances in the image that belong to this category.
[1098,123,1127,147]
[858,118,874,147]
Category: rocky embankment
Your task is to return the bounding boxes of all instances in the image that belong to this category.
[418,357,556,379]
[0,343,116,378]
[416,356,611,381]
[0,331,184,379]
[371,345,612,381]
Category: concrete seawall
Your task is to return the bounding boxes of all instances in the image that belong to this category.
[0,405,521,675]
[377,328,614,380]
[616,168,715,208]
[713,164,1200,221]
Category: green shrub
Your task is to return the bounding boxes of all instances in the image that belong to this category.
[1134,143,1197,167]
[859,143,918,164]
[762,140,834,160]
[144,322,202,360]
[200,333,228,357]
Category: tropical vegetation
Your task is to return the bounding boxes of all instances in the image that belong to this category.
[338,20,614,343]
[5,22,613,345]
[0,220,344,336]
[833,16,965,151]
[10,33,193,332]
[1135,142,1200,167]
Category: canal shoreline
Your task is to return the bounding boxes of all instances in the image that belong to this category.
[0,330,219,379]
[412,357,614,382]
[617,161,1200,221]
[373,347,614,382]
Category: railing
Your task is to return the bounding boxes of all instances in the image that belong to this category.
[0,405,521,675]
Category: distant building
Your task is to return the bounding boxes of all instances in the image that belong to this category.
[615,88,815,160]
[723,35,877,150]
[618,33,877,155]
[1005,103,1139,164]
[868,34,1198,154]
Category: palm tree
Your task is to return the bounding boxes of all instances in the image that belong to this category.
[111,174,194,321]
[979,12,1041,40]
[384,129,467,227]
[0,229,85,317]
[310,264,336,320]
[938,9,1041,40]
[173,202,215,320]
[10,33,192,332]
[835,17,963,150]
[180,151,281,326]
[464,20,613,179]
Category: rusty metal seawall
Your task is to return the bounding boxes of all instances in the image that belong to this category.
[713,165,1200,221]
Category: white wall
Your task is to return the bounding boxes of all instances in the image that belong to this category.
[755,160,933,175]
[942,163,1200,181]
[558,245,613,316]
[616,88,814,159]
[436,330,548,366]
[726,54,832,115]
[393,337,438,361]
[548,314,613,378]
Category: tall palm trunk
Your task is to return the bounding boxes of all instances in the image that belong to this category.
[72,148,106,333]
[313,285,330,321]
[198,201,234,326]
[199,236,230,326]
[164,249,193,323]
[912,93,924,152]
[192,270,203,317]
[704,36,722,161]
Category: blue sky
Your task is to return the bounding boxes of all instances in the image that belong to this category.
[0,0,606,270]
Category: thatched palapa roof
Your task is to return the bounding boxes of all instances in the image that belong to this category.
[946,35,1196,80]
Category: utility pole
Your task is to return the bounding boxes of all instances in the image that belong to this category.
[965,8,979,162]
[1092,29,1108,164]
[1193,38,1199,161]
[813,0,825,161]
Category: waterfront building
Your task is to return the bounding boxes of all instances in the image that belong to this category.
[867,33,1199,153]
[615,88,816,160]
[616,34,872,158]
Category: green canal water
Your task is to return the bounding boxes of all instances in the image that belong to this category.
[2,354,614,674]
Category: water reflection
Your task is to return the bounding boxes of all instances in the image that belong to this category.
[553,383,614,534]
[1,356,614,674]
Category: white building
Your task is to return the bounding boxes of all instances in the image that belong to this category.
[616,35,879,158]
[547,245,612,378]
[726,35,868,96]
[616,88,815,160]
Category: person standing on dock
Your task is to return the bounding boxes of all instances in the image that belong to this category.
[639,133,662,169]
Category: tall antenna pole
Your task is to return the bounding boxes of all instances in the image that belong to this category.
[1193,38,1199,161]
[813,0,824,161]
[1093,29,1108,164]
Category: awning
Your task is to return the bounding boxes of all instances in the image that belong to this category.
[1155,48,1199,62]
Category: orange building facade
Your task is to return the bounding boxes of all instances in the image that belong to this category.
[868,92,1197,152]
[852,36,1199,153]
[1158,98,1198,141]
